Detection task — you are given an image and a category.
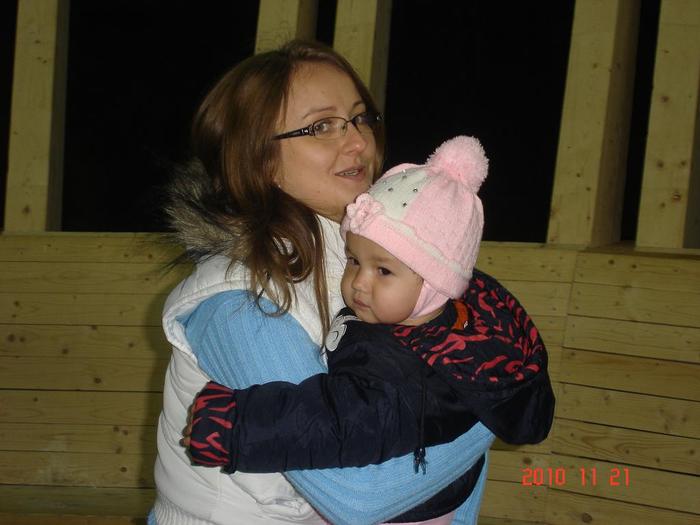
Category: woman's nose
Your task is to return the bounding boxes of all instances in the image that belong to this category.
[342,122,369,153]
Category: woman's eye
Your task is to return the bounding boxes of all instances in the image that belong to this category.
[354,111,371,125]
[313,118,336,135]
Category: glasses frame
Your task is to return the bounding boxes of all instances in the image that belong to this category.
[273,111,382,141]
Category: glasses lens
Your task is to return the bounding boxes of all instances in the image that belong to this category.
[354,112,380,135]
[312,117,344,140]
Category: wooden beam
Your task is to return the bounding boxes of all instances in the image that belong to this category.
[547,0,640,246]
[5,0,69,232]
[333,0,392,111]
[255,0,318,53]
[636,0,700,248]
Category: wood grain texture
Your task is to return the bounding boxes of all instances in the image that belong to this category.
[545,488,700,525]
[0,515,145,525]
[477,244,577,283]
[0,423,155,454]
[565,315,700,363]
[480,480,547,522]
[547,0,640,246]
[550,418,699,475]
[541,454,699,513]
[0,485,154,515]
[0,390,160,426]
[636,0,700,248]
[574,250,700,290]
[569,282,700,327]
[555,383,699,438]
[0,261,186,294]
[0,356,168,391]
[0,324,169,359]
[4,0,69,231]
[0,450,155,488]
[0,292,166,326]
[255,0,318,53]
[559,348,700,400]
[0,233,183,263]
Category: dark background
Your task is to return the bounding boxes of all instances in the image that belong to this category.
[1,0,659,241]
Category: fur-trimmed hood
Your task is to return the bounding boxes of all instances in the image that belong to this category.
[164,159,242,262]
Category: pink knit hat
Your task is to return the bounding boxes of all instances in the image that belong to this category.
[341,136,488,319]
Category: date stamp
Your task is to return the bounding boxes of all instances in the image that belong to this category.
[521,467,631,487]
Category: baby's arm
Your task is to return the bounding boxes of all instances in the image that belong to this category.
[185,291,495,525]
[188,325,476,472]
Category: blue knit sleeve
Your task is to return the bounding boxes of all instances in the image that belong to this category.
[184,291,495,525]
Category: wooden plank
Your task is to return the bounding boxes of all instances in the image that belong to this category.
[0,485,153,516]
[569,282,700,328]
[0,391,160,426]
[559,348,699,400]
[478,518,544,525]
[636,0,700,248]
[0,261,187,294]
[501,281,571,317]
[255,0,318,53]
[0,292,166,326]
[546,346,562,383]
[480,480,546,522]
[547,0,640,246]
[0,423,156,455]
[574,251,700,291]
[0,451,155,488]
[488,451,550,483]
[334,0,392,111]
[541,454,700,513]
[550,418,699,475]
[545,488,700,525]
[5,0,69,231]
[565,315,700,363]
[0,324,170,360]
[531,315,566,347]
[0,515,145,525]
[0,356,168,392]
[477,244,577,283]
[491,438,551,456]
[556,383,700,438]
[0,233,184,263]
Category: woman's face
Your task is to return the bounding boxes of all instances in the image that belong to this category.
[276,63,378,222]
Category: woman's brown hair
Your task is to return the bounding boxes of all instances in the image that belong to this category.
[181,39,385,337]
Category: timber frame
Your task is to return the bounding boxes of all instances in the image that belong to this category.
[1,1,699,524]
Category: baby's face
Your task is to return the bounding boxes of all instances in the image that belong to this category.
[341,232,423,324]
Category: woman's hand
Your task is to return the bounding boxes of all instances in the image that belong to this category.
[180,403,195,448]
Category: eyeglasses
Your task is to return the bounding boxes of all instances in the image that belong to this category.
[273,111,382,141]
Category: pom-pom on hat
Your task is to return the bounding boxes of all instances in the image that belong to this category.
[341,136,488,319]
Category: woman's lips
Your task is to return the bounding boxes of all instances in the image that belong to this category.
[336,166,365,180]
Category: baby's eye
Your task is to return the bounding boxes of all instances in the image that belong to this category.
[346,256,359,266]
[378,267,392,276]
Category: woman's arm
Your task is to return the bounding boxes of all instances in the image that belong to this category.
[184,291,494,525]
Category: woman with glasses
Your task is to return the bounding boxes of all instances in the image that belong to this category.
[150,40,499,525]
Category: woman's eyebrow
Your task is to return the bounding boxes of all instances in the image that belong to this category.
[302,105,336,119]
[302,100,365,120]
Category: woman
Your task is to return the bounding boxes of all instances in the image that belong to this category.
[150,40,498,525]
